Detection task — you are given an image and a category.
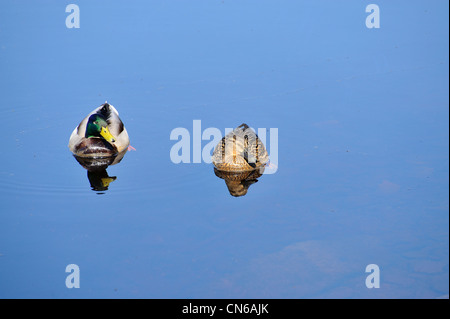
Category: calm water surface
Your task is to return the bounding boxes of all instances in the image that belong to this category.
[0,1,448,298]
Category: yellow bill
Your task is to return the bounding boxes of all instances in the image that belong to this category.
[101,177,116,188]
[100,126,116,143]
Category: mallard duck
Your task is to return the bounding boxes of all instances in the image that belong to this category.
[68,103,129,158]
[212,123,269,172]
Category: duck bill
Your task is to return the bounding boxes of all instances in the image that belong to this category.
[101,177,116,188]
[100,126,116,143]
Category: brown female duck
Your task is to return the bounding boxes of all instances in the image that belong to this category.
[212,123,269,172]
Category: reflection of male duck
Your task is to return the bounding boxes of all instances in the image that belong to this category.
[87,169,117,192]
[73,155,123,193]
[212,124,269,196]
[73,150,127,171]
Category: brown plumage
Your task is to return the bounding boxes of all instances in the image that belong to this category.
[212,124,269,172]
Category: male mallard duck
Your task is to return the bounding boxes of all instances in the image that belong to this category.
[68,103,129,158]
[212,123,269,172]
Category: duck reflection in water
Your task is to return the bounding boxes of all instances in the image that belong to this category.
[214,166,265,197]
[73,151,126,192]
[68,102,130,193]
[212,123,269,197]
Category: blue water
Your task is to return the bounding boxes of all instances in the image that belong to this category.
[0,0,448,298]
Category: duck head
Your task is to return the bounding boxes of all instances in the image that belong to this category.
[85,114,116,143]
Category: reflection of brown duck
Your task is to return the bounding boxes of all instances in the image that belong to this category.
[212,124,269,172]
[214,167,265,197]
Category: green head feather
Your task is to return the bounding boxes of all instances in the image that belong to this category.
[85,114,116,143]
